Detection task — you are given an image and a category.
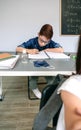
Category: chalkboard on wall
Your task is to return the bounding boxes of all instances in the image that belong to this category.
[61,0,81,35]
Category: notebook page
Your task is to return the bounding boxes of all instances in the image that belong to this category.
[46,52,70,59]
[28,51,49,59]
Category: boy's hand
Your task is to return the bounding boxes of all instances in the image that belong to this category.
[28,49,39,54]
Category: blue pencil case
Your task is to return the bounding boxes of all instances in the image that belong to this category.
[34,60,49,67]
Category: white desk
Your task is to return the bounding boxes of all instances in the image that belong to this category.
[0,55,76,100]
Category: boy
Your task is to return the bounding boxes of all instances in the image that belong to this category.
[16,24,64,99]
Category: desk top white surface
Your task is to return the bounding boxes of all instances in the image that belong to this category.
[0,57,75,76]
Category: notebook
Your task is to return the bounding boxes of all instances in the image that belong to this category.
[28,51,70,59]
[0,55,20,69]
[0,53,16,61]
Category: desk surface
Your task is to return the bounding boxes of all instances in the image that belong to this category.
[0,53,76,76]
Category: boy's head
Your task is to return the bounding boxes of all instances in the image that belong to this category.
[38,24,53,46]
[39,24,53,39]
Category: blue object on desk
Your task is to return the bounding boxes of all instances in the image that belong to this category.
[34,60,49,67]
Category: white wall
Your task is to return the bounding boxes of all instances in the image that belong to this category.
[0,0,79,52]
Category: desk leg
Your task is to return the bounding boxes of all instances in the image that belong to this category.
[0,76,3,101]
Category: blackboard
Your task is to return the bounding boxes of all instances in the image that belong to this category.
[61,0,81,35]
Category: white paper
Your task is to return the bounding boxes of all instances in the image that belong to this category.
[0,55,20,69]
[46,52,70,59]
[28,51,49,59]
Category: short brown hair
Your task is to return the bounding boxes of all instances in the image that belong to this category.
[39,24,53,39]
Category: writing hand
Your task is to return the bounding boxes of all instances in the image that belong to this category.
[28,49,39,54]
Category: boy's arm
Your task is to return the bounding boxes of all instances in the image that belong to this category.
[16,47,27,53]
[44,47,64,53]
[16,47,39,54]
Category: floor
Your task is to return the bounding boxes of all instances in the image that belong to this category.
[0,76,48,130]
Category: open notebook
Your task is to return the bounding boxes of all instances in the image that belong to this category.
[28,51,70,59]
[0,55,20,69]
